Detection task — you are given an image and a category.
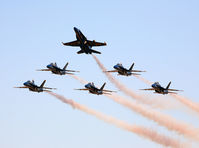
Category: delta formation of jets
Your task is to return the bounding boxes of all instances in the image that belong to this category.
[14,27,182,95]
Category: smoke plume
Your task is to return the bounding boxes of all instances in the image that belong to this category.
[70,75,88,84]
[171,94,199,113]
[134,75,153,85]
[47,92,188,148]
[92,54,199,141]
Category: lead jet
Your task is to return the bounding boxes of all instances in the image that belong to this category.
[62,27,107,54]
[14,80,56,93]
[75,82,115,95]
[37,62,79,75]
[140,82,182,95]
[106,63,146,76]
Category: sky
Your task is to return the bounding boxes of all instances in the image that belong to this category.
[1,0,199,147]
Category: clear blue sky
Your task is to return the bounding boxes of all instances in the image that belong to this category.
[1,0,199,147]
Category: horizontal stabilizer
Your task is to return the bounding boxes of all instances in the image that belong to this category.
[90,49,101,54]
[77,50,85,54]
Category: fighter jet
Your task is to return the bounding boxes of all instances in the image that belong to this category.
[62,27,107,54]
[140,82,182,95]
[14,80,56,93]
[106,63,146,76]
[75,82,115,95]
[37,62,79,75]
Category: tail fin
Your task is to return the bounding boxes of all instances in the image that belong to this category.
[63,62,69,70]
[129,63,134,71]
[40,80,46,88]
[100,83,106,90]
[166,81,171,90]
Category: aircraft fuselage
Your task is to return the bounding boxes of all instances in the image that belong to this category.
[114,64,132,76]
[74,27,93,54]
[47,64,65,75]
[85,83,103,95]
[23,81,43,92]
[151,83,168,94]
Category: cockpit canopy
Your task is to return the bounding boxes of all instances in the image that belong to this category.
[117,63,123,66]
[154,82,160,85]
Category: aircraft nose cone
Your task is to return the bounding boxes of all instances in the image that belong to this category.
[47,65,51,68]
[74,27,78,32]
[23,82,28,86]
[85,84,89,88]
[113,65,117,69]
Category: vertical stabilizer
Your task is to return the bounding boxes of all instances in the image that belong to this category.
[129,63,134,71]
[166,81,171,90]
[63,62,69,70]
[40,80,46,88]
[100,83,106,90]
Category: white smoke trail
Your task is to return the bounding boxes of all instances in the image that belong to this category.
[70,75,88,84]
[92,55,199,141]
[134,75,153,85]
[47,92,189,148]
[170,94,199,113]
[92,54,176,109]
[105,93,199,141]
[134,75,199,115]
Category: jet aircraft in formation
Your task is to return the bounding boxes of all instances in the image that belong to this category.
[37,62,79,75]
[62,27,106,54]
[106,63,146,76]
[140,82,182,95]
[14,80,56,93]
[75,82,116,95]
[15,27,183,96]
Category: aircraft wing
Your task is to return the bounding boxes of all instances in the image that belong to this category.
[65,70,80,72]
[103,92,112,95]
[103,89,116,93]
[131,70,146,72]
[14,86,28,88]
[105,70,118,72]
[74,88,89,91]
[131,73,141,75]
[87,40,107,46]
[168,89,183,91]
[140,88,154,91]
[65,72,75,75]
[36,69,51,71]
[43,90,52,92]
[168,92,178,94]
[43,87,57,90]
[62,40,80,46]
